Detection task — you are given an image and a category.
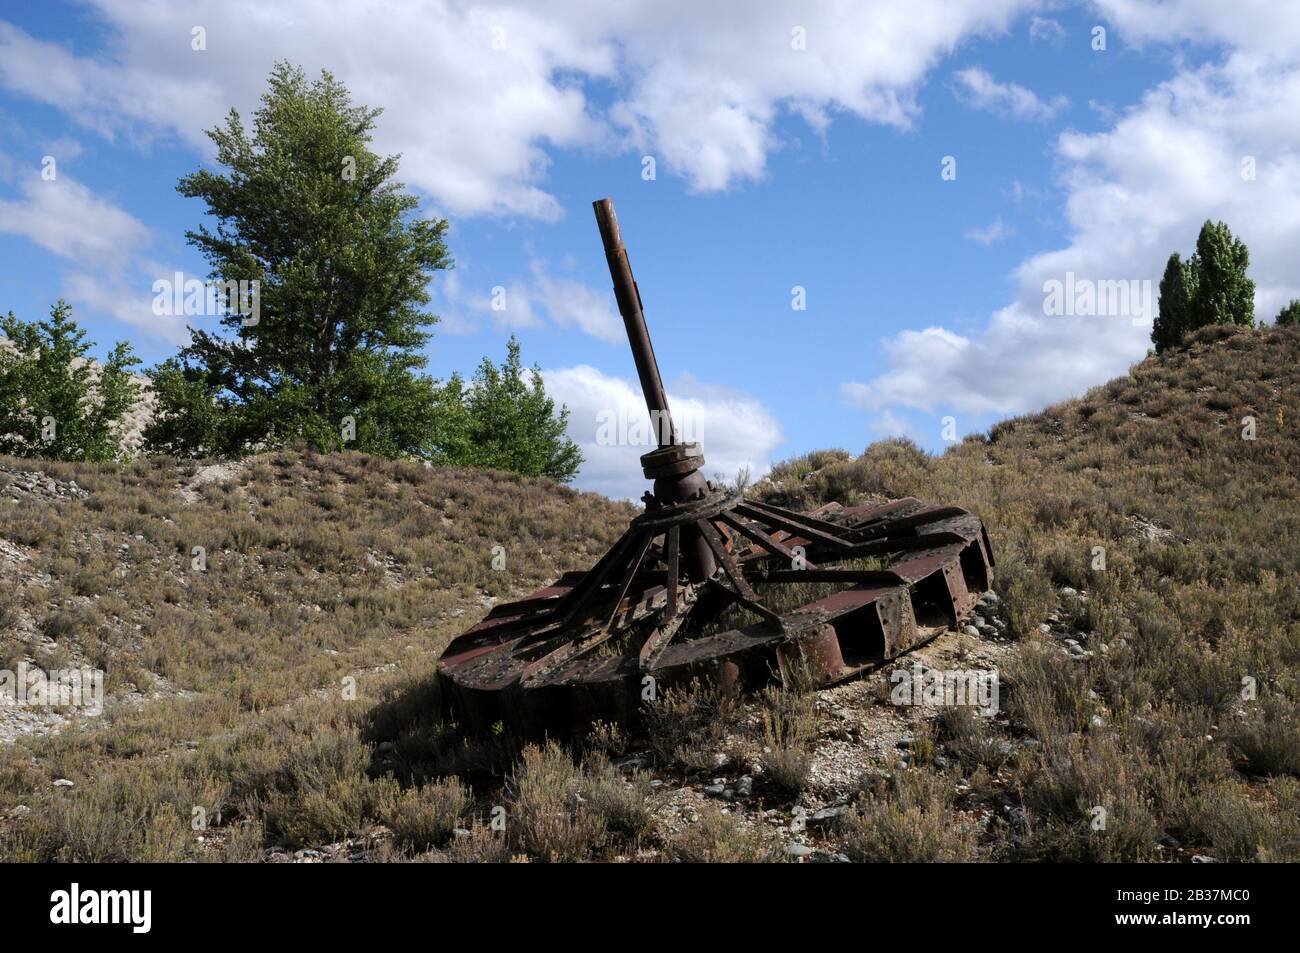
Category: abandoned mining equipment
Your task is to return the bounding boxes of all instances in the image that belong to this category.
[436,198,994,740]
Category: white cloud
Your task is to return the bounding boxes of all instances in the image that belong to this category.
[0,0,1035,216]
[435,259,621,342]
[846,37,1300,422]
[0,173,194,341]
[63,270,191,345]
[952,66,1069,121]
[965,217,1013,245]
[1094,0,1300,57]
[0,175,150,267]
[435,269,545,337]
[527,260,623,343]
[545,364,783,499]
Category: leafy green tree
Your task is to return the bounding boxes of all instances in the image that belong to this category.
[144,62,454,458]
[1152,252,1197,353]
[1191,219,1255,329]
[451,336,582,481]
[1152,220,1256,352]
[0,301,140,461]
[1276,300,1300,327]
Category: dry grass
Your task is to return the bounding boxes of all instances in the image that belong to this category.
[658,806,782,863]
[0,451,628,861]
[3,324,1299,862]
[760,324,1300,862]
[839,768,976,862]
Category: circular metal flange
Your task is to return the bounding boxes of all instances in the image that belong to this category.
[631,487,739,532]
[640,442,704,480]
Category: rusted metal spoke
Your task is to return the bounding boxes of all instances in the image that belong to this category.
[733,502,852,550]
[664,524,680,621]
[697,520,756,599]
[698,520,783,630]
[758,568,906,585]
[639,613,687,670]
[846,506,969,542]
[740,498,853,536]
[718,510,817,567]
[524,527,638,642]
[603,533,653,633]
[702,578,783,629]
[520,624,612,687]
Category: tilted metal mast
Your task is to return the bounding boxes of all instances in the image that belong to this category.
[593,197,714,581]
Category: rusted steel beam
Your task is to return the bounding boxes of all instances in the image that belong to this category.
[593,198,676,447]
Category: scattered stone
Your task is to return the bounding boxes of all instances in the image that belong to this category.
[52,778,74,788]
[1038,623,1052,635]
[961,625,980,638]
[1191,855,1221,864]
[783,842,815,859]
[734,776,753,798]
[806,804,849,828]
[703,783,727,797]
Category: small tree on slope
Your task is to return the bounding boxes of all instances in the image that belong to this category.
[0,301,140,461]
[1152,220,1255,353]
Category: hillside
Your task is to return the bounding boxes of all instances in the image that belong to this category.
[1,323,1298,862]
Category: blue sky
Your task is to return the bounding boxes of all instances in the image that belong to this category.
[2,2,1297,497]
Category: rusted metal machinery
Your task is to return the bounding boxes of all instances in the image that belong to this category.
[437,198,994,739]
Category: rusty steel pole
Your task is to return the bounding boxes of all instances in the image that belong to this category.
[592,198,679,447]
[593,197,715,581]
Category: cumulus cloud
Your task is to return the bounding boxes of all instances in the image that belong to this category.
[0,0,1034,215]
[545,364,783,499]
[951,66,1069,121]
[846,20,1300,422]
[0,175,150,266]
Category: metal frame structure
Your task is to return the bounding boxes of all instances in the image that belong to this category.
[437,199,993,739]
